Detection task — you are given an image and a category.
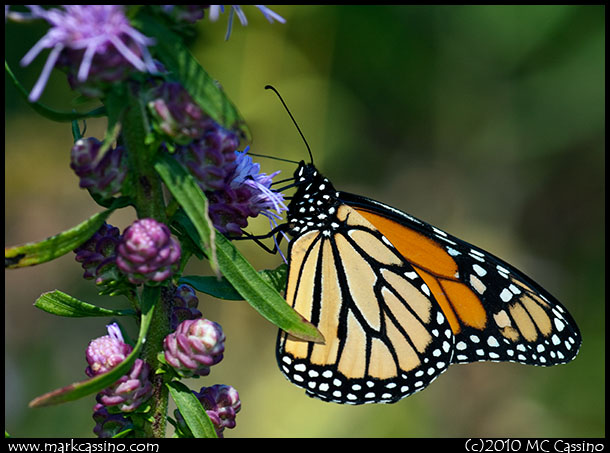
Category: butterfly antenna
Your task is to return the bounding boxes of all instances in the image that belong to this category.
[265,85,314,165]
[246,152,299,165]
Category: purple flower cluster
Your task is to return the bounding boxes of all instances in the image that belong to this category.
[70,137,126,200]
[174,384,241,438]
[96,358,153,412]
[116,218,182,286]
[92,404,133,438]
[19,5,157,101]
[163,318,225,377]
[170,284,203,330]
[153,84,287,235]
[74,222,121,286]
[147,81,217,145]
[6,4,292,437]
[85,323,132,377]
[86,324,153,416]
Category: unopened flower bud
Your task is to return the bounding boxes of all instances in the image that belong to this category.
[147,81,216,144]
[170,284,202,330]
[116,218,181,285]
[174,384,240,437]
[92,403,133,438]
[96,358,153,412]
[74,222,121,285]
[86,323,132,377]
[173,126,240,192]
[163,318,225,377]
[70,137,126,199]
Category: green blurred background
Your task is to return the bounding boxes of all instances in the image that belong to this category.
[5,5,604,437]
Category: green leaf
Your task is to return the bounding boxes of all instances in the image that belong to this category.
[4,198,130,268]
[180,264,288,300]
[154,153,218,275]
[29,286,159,407]
[34,290,135,318]
[5,60,106,122]
[167,381,217,438]
[214,233,323,343]
[174,208,322,342]
[132,12,250,140]
[112,429,134,438]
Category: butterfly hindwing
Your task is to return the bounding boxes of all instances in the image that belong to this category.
[277,204,454,404]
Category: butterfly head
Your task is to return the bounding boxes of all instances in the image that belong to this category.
[287,162,340,237]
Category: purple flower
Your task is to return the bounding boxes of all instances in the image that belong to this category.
[147,81,217,145]
[86,323,133,377]
[20,5,157,101]
[74,222,121,284]
[173,126,240,192]
[174,385,241,437]
[207,147,287,236]
[208,5,285,40]
[70,137,127,199]
[96,358,153,412]
[92,404,133,438]
[163,318,225,377]
[116,218,182,286]
[230,148,287,218]
[170,284,203,330]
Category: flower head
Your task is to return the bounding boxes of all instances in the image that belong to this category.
[207,147,287,236]
[96,358,153,412]
[86,323,133,377]
[147,81,217,145]
[92,404,133,438]
[116,218,181,286]
[208,5,285,40]
[163,318,225,377]
[173,125,240,191]
[20,5,157,101]
[70,137,127,199]
[175,385,241,437]
[74,221,121,284]
[170,284,203,330]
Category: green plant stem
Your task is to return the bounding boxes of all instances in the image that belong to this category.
[121,85,172,438]
[139,287,174,438]
[122,86,167,220]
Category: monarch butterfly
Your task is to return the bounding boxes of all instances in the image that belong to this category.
[259,86,581,404]
[275,161,581,404]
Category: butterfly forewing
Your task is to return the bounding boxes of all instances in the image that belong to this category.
[277,166,454,404]
[344,193,582,367]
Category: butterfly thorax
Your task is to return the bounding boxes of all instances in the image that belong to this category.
[287,162,341,237]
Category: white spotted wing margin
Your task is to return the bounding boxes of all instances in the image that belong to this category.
[276,204,455,404]
[338,191,581,368]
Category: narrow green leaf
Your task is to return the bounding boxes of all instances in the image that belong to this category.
[5,198,129,268]
[132,12,250,140]
[174,210,322,342]
[180,264,288,300]
[167,381,217,438]
[214,233,323,343]
[154,153,218,275]
[29,286,159,407]
[34,290,135,318]
[5,60,106,122]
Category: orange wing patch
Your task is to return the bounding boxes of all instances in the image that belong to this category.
[355,208,487,335]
